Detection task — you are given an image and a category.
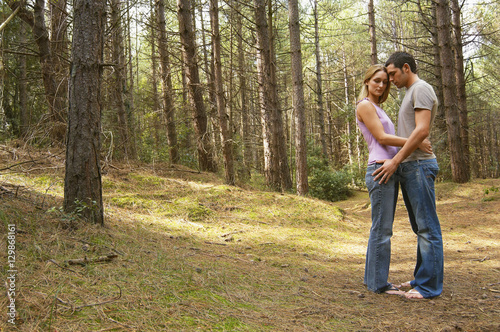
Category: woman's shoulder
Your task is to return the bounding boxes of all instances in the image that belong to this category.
[356,99,377,112]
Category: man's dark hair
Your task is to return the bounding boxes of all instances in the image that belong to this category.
[385,52,417,73]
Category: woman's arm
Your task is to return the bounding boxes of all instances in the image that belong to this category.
[356,100,432,153]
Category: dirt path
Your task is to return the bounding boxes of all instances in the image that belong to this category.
[334,178,500,331]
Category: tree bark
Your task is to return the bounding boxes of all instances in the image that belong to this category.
[178,0,217,172]
[156,0,179,163]
[7,0,67,140]
[111,0,132,160]
[235,1,252,180]
[313,0,328,159]
[210,0,235,185]
[435,0,469,183]
[19,23,29,137]
[368,0,378,64]
[288,0,308,195]
[254,0,284,190]
[450,0,470,181]
[64,0,105,225]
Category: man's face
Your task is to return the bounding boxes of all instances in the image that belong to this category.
[386,63,407,89]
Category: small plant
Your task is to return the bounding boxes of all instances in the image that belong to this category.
[483,185,499,202]
[309,168,352,202]
[484,185,499,195]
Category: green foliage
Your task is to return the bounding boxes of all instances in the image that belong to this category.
[309,167,352,202]
[307,140,352,202]
[483,185,499,202]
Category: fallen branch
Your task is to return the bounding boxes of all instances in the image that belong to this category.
[47,259,83,275]
[74,284,122,310]
[67,253,118,266]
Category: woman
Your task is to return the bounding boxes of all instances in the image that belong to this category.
[356,64,431,294]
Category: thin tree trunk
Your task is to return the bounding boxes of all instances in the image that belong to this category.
[254,0,280,189]
[368,0,378,64]
[210,0,235,185]
[156,0,179,163]
[111,0,131,160]
[200,1,221,164]
[268,0,292,191]
[235,1,251,180]
[8,0,67,140]
[64,0,105,225]
[313,0,327,158]
[288,0,308,195]
[19,23,29,137]
[178,0,217,172]
[342,48,353,166]
[450,0,470,181]
[126,0,137,159]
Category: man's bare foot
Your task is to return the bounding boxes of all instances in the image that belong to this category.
[405,288,424,299]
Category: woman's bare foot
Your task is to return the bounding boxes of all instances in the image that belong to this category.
[397,281,412,289]
[405,288,424,299]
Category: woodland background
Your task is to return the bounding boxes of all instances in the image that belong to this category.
[1,0,499,223]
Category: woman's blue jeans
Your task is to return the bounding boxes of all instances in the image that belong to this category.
[364,163,399,293]
[399,159,443,298]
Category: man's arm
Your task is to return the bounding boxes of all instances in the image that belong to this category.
[372,109,431,184]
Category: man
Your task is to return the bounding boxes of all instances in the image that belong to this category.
[374,52,443,299]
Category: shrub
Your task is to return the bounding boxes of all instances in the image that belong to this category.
[308,168,352,202]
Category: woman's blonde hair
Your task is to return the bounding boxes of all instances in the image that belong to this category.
[357,64,391,104]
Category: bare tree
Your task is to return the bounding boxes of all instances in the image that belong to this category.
[156,0,179,163]
[313,0,327,159]
[451,0,470,181]
[210,0,235,184]
[110,0,132,159]
[178,0,217,172]
[368,0,378,64]
[254,0,291,191]
[64,0,105,224]
[7,0,67,140]
[288,0,308,195]
[435,0,469,183]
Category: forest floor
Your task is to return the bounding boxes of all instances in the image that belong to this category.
[0,143,499,331]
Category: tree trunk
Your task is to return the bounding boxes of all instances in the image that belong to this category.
[210,0,235,185]
[156,0,179,163]
[49,0,69,123]
[435,0,469,183]
[235,1,252,180]
[7,0,67,140]
[178,0,217,172]
[126,0,138,160]
[288,0,308,195]
[150,0,161,146]
[368,0,378,64]
[64,0,105,225]
[313,0,328,159]
[111,0,131,160]
[450,0,470,181]
[269,1,292,191]
[19,23,29,137]
[254,0,278,189]
[342,48,353,166]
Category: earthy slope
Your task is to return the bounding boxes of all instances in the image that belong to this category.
[0,144,499,331]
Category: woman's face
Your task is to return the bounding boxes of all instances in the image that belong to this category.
[366,70,389,100]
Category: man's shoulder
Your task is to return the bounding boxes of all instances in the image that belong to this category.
[412,79,435,92]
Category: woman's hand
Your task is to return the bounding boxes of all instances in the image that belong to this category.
[418,138,433,154]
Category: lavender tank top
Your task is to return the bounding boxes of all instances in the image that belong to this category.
[356,99,398,165]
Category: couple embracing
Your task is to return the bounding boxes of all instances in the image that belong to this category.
[356,52,443,299]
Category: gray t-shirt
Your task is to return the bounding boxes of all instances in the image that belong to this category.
[398,79,438,162]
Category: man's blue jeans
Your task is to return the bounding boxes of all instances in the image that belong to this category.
[399,158,443,298]
[364,163,399,293]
